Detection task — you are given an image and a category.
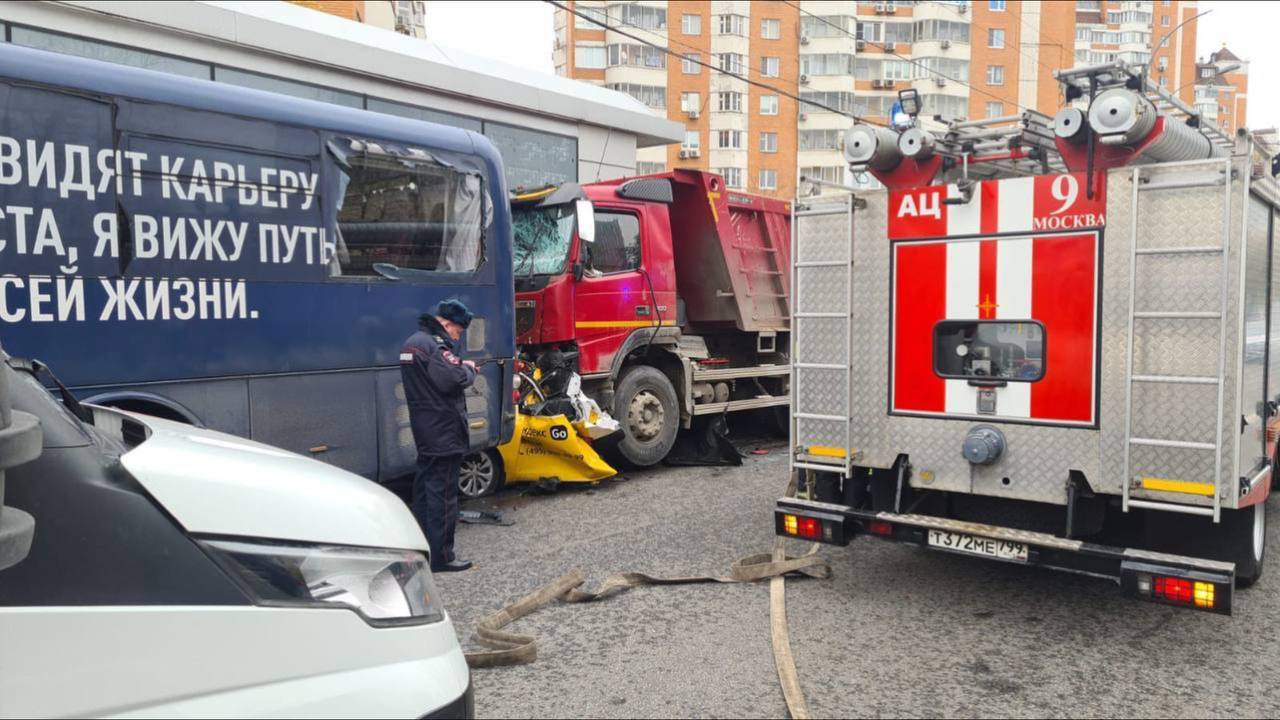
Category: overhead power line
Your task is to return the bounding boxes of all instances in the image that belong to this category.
[546,0,889,126]
[782,0,1034,116]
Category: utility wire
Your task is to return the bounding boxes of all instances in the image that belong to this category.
[547,0,888,125]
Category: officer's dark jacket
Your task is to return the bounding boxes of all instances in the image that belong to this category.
[400,316,477,456]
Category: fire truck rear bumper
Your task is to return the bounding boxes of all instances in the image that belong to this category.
[775,496,1236,614]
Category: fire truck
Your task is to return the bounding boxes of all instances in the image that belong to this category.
[509,170,792,468]
[776,62,1279,614]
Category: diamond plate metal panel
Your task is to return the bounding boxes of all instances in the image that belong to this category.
[795,201,852,264]
[1129,382,1219,442]
[1131,318,1221,377]
[1133,254,1223,314]
[794,316,848,365]
[796,266,848,314]
[1237,194,1271,483]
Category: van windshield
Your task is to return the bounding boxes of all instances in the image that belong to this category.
[512,204,575,276]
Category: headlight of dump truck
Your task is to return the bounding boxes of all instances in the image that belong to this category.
[202,539,445,626]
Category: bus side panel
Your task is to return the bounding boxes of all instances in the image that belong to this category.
[248,372,378,478]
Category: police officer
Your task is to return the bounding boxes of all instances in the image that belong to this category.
[400,299,477,573]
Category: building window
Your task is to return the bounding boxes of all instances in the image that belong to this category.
[636,161,666,175]
[1158,57,1168,72]
[716,14,748,36]
[759,132,778,153]
[683,131,701,151]
[717,92,744,112]
[988,29,1005,49]
[574,6,608,29]
[990,0,1007,10]
[986,101,1003,118]
[1159,76,1168,88]
[801,53,855,76]
[681,92,701,113]
[682,13,702,35]
[682,53,701,74]
[760,95,780,115]
[761,57,780,78]
[799,129,842,151]
[800,165,844,185]
[611,4,666,30]
[986,65,1005,86]
[761,18,781,40]
[718,167,744,189]
[716,130,745,149]
[606,83,666,109]
[607,44,667,69]
[758,169,778,190]
[215,67,363,107]
[10,25,211,80]
[717,53,746,75]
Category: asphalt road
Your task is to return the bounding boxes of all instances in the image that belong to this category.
[434,442,1280,719]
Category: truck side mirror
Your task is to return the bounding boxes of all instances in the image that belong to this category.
[576,199,596,243]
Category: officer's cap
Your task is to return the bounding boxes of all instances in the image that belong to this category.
[431,299,473,329]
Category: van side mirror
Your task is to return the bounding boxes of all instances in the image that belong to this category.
[576,199,596,243]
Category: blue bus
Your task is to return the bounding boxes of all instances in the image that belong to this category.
[0,44,515,480]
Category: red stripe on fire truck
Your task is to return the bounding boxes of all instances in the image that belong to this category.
[893,242,947,413]
[889,173,1105,240]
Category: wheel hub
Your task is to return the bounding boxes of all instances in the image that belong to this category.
[627,390,665,442]
[460,454,494,497]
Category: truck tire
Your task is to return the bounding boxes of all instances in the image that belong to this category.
[611,365,679,467]
[1221,500,1267,587]
[1147,500,1267,588]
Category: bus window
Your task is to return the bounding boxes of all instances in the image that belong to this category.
[330,138,485,277]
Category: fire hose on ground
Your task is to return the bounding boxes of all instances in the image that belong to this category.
[460,475,829,719]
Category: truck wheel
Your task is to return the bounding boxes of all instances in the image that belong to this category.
[612,365,680,467]
[458,450,504,499]
[1221,500,1267,587]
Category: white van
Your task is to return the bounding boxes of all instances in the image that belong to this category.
[0,351,473,718]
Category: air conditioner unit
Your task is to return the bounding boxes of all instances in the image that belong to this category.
[958,2,967,13]
[800,74,810,85]
[935,76,947,87]
[856,39,866,50]
[689,149,701,158]
[798,112,808,121]
[678,150,690,159]
[688,108,700,119]
[874,3,887,14]
[885,1,897,12]
[941,39,951,49]
[884,79,896,88]
[884,42,897,52]
[872,78,885,88]
[800,35,810,45]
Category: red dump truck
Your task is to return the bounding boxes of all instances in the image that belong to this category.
[510,170,792,467]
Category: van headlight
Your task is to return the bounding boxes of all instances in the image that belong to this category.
[201,539,444,626]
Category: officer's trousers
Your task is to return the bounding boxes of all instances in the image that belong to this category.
[411,453,463,569]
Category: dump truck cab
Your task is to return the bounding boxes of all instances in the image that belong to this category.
[511,170,792,466]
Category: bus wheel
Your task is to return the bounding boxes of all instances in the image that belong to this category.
[458,450,504,499]
[612,365,679,467]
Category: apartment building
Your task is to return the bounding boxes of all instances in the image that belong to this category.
[554,0,1206,198]
[1194,46,1249,137]
[290,1,427,38]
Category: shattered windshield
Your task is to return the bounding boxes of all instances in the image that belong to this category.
[513,204,576,276]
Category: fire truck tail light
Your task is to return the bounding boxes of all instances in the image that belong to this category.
[783,513,799,536]
[868,520,893,537]
[797,517,821,539]
[1135,572,1216,610]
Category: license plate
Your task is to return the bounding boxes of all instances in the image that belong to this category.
[927,529,1028,562]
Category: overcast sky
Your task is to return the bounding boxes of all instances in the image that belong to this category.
[425,0,1275,129]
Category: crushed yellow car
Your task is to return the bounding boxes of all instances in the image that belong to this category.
[458,412,617,499]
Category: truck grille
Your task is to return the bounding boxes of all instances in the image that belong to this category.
[516,301,536,336]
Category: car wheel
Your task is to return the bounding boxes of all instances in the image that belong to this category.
[458,449,504,499]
